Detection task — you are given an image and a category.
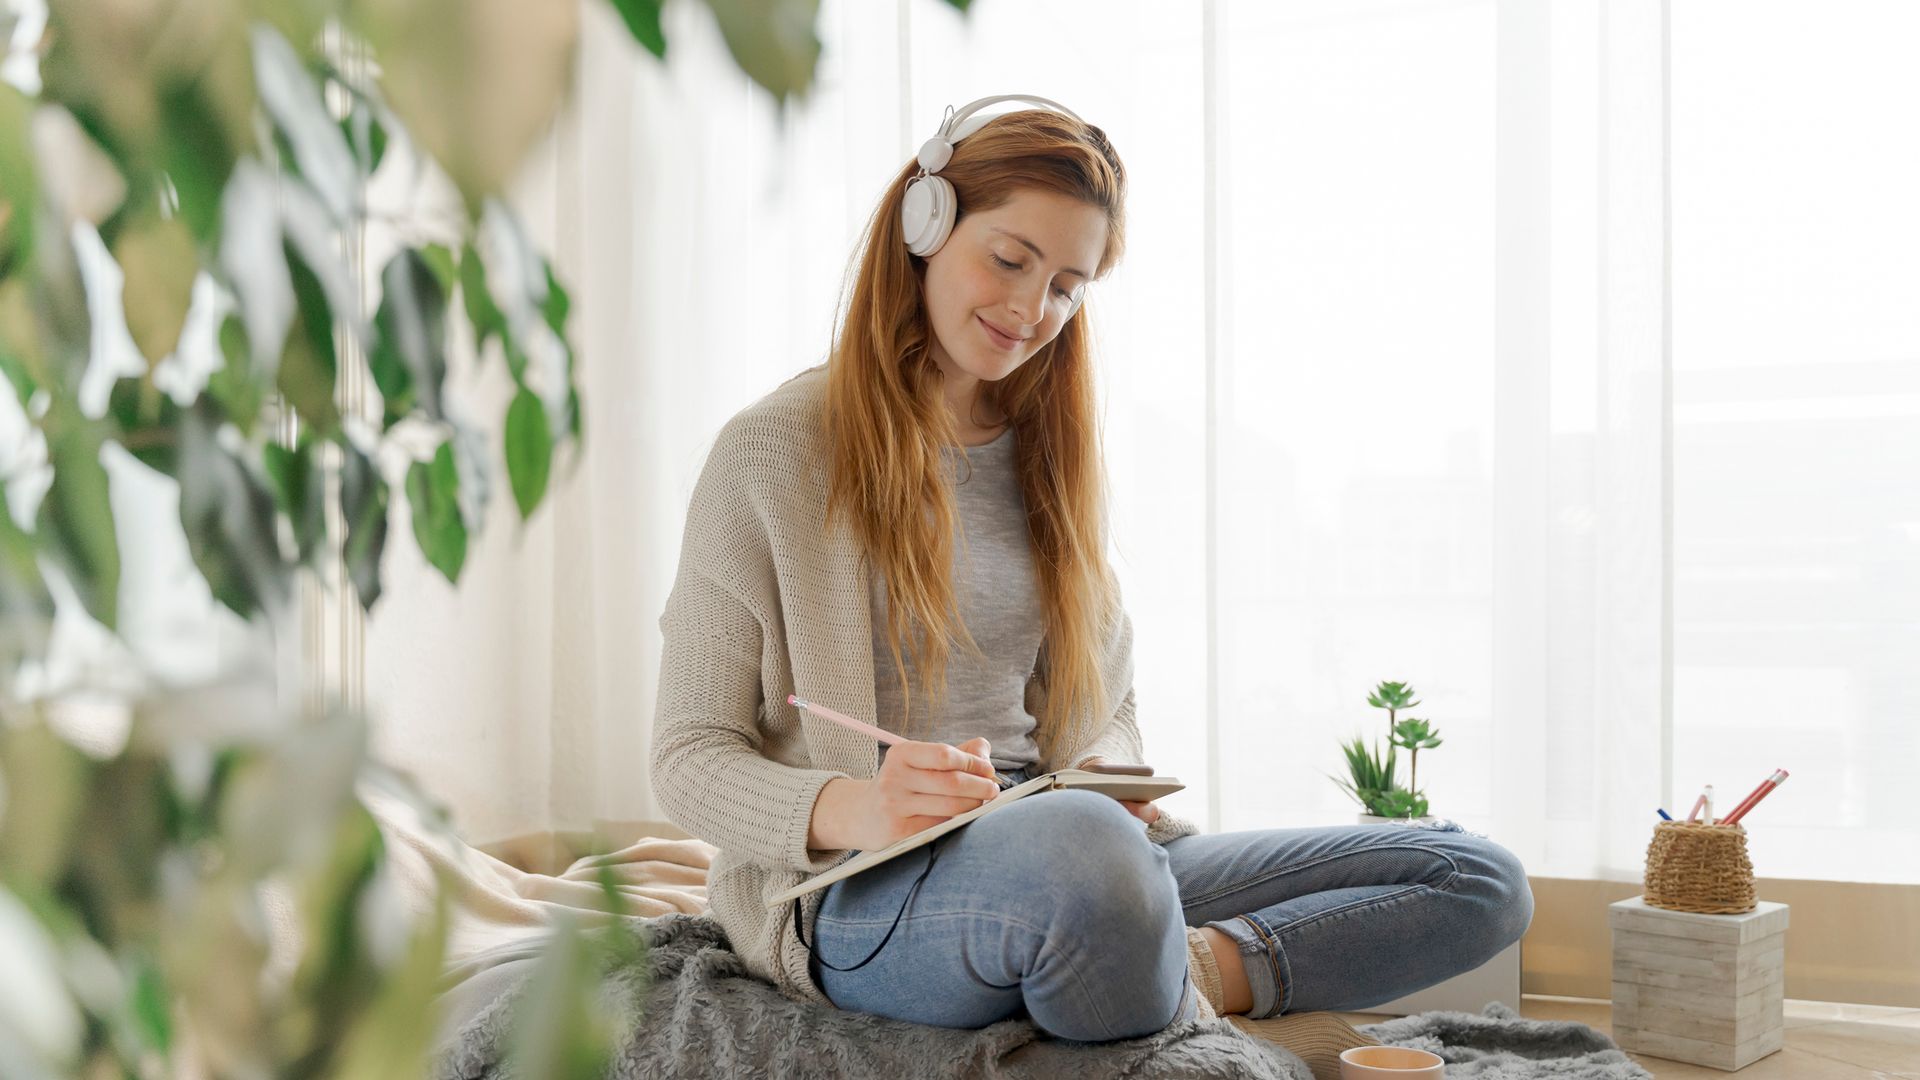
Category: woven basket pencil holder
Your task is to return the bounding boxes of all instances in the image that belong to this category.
[1642,820,1757,914]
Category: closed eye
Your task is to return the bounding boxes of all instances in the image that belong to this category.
[991,254,1079,300]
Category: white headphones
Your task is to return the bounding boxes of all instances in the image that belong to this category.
[900,93,1086,259]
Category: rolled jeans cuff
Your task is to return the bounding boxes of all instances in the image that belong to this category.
[1207,912,1294,1018]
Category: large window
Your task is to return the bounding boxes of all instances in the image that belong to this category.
[904,0,1920,883]
[1669,0,1920,881]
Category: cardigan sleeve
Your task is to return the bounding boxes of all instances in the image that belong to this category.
[649,411,853,875]
[650,563,852,874]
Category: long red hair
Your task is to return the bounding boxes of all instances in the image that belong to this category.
[823,110,1128,757]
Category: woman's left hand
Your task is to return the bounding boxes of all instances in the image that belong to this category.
[1076,755,1161,826]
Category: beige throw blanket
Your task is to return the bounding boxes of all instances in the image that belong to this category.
[272,789,719,987]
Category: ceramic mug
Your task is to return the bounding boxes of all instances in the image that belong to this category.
[1339,1045,1446,1078]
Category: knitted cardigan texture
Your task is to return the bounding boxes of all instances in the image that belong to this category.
[650,364,1196,1004]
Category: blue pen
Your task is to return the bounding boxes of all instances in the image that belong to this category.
[1656,808,1674,821]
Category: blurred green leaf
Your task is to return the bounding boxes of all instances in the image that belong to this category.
[0,278,42,400]
[407,443,466,583]
[314,55,403,177]
[286,803,385,1066]
[262,439,325,566]
[207,314,264,437]
[340,443,389,612]
[504,340,528,385]
[705,0,823,104]
[505,916,618,1080]
[219,705,368,879]
[371,249,449,424]
[279,241,340,434]
[252,25,357,223]
[38,0,255,241]
[0,722,89,887]
[129,958,172,1055]
[459,242,506,352]
[418,243,456,292]
[505,388,553,519]
[331,889,449,1080]
[156,78,241,243]
[112,215,197,366]
[0,84,37,277]
[0,503,53,662]
[106,377,182,475]
[941,0,973,9]
[608,0,669,59]
[338,104,390,174]
[38,413,119,629]
[349,0,578,211]
[546,264,579,441]
[542,262,570,336]
[176,404,290,620]
[66,752,169,944]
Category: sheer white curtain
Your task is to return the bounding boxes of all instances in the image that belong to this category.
[365,0,1920,885]
[1665,0,1920,882]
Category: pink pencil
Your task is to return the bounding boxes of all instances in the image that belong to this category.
[788,695,904,746]
[790,694,1017,790]
[1721,769,1789,826]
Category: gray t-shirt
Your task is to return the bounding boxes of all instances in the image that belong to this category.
[869,426,1044,770]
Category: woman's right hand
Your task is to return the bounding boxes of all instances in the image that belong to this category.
[808,737,1000,852]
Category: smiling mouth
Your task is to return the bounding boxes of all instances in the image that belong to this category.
[979,316,1024,350]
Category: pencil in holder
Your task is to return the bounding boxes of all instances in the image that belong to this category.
[1642,820,1757,914]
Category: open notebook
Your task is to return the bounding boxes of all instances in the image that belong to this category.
[766,768,1185,907]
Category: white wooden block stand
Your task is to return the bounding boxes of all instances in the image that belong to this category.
[1609,895,1789,1071]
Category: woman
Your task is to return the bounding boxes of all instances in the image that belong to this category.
[651,95,1532,1046]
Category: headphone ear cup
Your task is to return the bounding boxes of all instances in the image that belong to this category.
[901,174,957,257]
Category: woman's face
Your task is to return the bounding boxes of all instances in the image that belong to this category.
[920,187,1108,389]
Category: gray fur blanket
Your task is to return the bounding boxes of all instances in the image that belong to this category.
[436,914,1644,1079]
[1360,1004,1652,1078]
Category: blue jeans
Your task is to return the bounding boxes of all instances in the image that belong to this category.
[809,788,1533,1043]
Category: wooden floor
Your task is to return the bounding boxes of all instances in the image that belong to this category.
[1333,996,1920,1078]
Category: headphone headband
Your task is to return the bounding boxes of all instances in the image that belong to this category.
[938,93,1083,149]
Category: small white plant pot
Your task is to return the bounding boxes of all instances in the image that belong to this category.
[1358,814,1440,826]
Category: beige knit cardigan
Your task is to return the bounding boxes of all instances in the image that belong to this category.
[650,364,1196,1005]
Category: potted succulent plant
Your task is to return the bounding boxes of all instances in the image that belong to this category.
[1332,680,1444,824]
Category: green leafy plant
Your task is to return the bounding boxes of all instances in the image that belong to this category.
[1366,680,1419,740]
[2,0,978,633]
[1389,716,1443,802]
[1331,679,1441,819]
[0,689,451,1077]
[1332,734,1400,818]
[0,686,655,1078]
[0,0,974,1075]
